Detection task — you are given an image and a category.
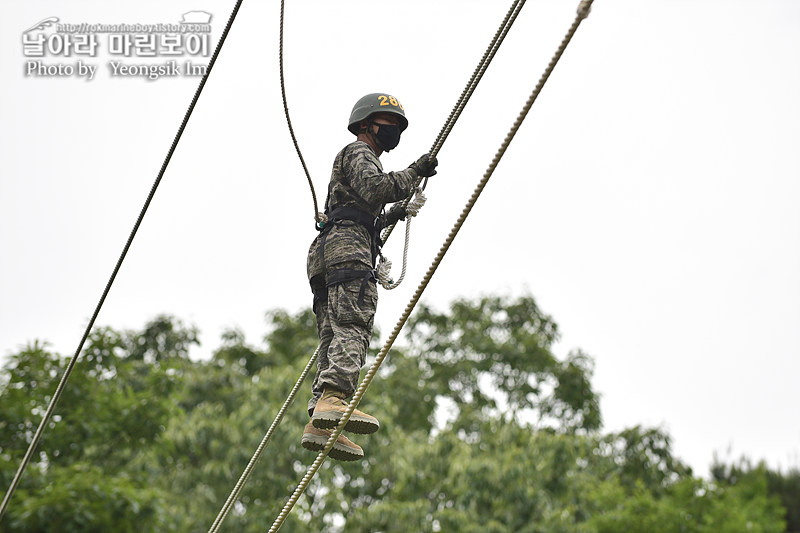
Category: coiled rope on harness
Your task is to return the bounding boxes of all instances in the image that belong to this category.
[268,1,595,530]
[0,0,246,523]
[376,188,425,290]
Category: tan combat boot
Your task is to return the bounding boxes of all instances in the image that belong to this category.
[301,421,363,462]
[311,388,380,434]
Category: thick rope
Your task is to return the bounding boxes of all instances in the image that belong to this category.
[0,0,246,522]
[279,0,323,227]
[429,0,526,161]
[207,345,320,533]
[380,0,526,245]
[267,2,594,530]
[375,0,525,290]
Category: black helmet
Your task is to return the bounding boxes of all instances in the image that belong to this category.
[347,93,408,135]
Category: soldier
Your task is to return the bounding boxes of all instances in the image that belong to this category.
[302,93,438,461]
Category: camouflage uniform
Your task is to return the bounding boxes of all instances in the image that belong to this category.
[307,140,418,415]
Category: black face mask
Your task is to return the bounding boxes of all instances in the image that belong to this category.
[373,123,402,152]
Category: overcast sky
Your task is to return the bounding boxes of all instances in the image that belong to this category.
[1,0,798,477]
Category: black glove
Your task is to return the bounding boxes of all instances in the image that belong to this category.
[410,153,438,178]
[381,204,408,228]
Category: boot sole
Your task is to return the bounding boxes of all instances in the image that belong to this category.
[302,432,363,462]
[311,411,380,435]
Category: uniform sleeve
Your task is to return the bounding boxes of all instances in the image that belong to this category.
[344,143,417,207]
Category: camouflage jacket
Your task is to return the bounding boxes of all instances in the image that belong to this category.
[307,141,418,281]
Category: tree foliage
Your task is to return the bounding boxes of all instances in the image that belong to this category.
[712,457,799,533]
[0,296,790,532]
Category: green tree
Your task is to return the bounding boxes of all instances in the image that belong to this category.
[0,317,194,532]
[0,295,790,532]
[766,467,800,533]
[403,296,601,432]
[712,457,798,533]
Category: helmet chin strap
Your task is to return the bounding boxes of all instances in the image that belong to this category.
[368,121,386,151]
[358,121,385,152]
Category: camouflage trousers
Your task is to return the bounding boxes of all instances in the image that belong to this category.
[307,275,378,416]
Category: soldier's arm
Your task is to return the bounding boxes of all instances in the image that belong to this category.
[346,144,417,206]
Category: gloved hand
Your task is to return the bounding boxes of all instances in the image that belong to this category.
[381,203,408,228]
[410,153,438,178]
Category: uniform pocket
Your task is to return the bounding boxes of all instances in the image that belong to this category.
[330,278,377,330]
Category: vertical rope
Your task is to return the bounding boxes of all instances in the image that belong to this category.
[0,0,246,522]
[267,2,595,530]
[280,0,322,227]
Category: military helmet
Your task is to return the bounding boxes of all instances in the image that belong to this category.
[347,93,408,135]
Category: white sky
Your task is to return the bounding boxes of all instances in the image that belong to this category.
[1,0,798,477]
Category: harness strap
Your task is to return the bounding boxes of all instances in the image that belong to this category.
[326,268,376,306]
[322,206,384,267]
[327,207,378,235]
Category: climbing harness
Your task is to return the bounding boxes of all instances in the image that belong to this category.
[318,205,383,297]
[0,1,246,522]
[267,1,595,530]
[316,144,404,291]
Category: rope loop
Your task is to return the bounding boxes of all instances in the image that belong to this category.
[376,215,412,291]
[376,256,394,289]
[406,188,426,218]
[314,212,328,231]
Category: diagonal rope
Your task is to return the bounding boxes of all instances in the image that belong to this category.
[268,1,595,530]
[381,0,527,245]
[207,345,320,533]
[375,0,525,288]
[0,0,246,522]
[280,0,322,227]
[429,0,526,161]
